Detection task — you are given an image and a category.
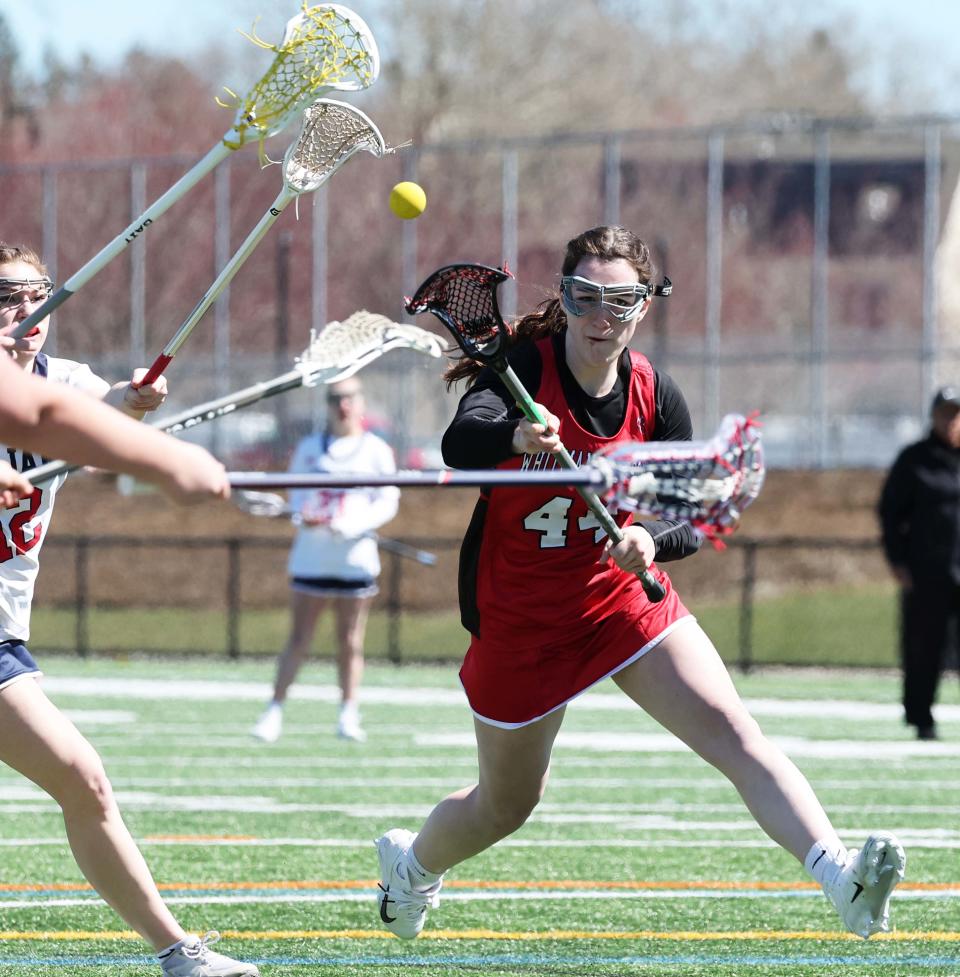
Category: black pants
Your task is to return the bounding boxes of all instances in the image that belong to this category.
[900,582,960,729]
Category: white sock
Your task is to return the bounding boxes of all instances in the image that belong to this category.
[340,701,360,721]
[406,844,443,891]
[265,701,283,717]
[804,839,848,888]
[157,936,187,960]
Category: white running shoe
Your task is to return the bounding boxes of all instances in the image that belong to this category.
[159,932,259,976]
[823,832,906,938]
[375,828,442,939]
[337,703,367,742]
[251,705,282,743]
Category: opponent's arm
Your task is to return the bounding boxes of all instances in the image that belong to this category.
[0,355,228,503]
[104,368,169,419]
[0,460,33,506]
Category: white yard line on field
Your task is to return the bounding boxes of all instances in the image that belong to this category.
[417,730,960,758]
[2,833,957,849]
[40,676,960,721]
[0,886,956,911]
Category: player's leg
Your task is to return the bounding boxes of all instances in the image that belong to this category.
[901,583,949,739]
[252,587,326,742]
[613,618,903,937]
[333,593,372,741]
[376,708,565,938]
[273,588,328,702]
[0,676,184,949]
[614,618,835,858]
[0,672,260,975]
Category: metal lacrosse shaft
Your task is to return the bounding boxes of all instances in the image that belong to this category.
[227,468,610,491]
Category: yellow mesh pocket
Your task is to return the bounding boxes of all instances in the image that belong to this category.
[221,3,378,149]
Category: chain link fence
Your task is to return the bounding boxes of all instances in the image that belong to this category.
[3,112,960,471]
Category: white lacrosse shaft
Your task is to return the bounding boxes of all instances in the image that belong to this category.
[8,142,232,340]
[26,314,443,487]
[9,4,379,340]
[139,99,394,385]
[139,185,296,385]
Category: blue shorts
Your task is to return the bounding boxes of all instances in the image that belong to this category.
[0,640,41,692]
[290,576,378,599]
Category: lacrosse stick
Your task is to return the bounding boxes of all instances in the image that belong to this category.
[404,263,668,602]
[25,313,444,487]
[139,99,398,385]
[10,3,379,340]
[233,490,437,566]
[226,414,765,538]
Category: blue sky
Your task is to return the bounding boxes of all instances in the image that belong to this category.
[3,0,960,114]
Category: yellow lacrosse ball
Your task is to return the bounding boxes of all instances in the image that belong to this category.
[389,181,427,220]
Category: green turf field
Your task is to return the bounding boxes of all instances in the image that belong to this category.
[1,656,957,976]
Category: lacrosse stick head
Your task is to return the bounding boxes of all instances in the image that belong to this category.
[233,489,289,518]
[282,99,392,194]
[225,3,380,148]
[294,311,444,385]
[405,263,514,365]
[597,414,765,539]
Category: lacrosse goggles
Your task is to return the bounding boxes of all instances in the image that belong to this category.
[0,277,54,311]
[560,275,672,322]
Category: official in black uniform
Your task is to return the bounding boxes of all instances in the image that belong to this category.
[878,385,960,740]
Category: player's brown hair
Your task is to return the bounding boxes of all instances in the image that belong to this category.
[0,243,48,278]
[444,225,655,387]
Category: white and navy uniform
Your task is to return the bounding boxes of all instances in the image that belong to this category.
[0,353,109,691]
[287,430,400,598]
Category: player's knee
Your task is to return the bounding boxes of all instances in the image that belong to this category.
[54,756,116,818]
[484,782,545,835]
[697,707,766,768]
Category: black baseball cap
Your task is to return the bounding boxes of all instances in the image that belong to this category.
[932,386,960,411]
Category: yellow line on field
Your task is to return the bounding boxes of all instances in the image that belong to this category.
[2,929,959,942]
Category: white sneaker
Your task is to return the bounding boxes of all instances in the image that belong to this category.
[159,932,259,976]
[824,832,906,938]
[251,705,282,743]
[375,828,442,939]
[337,703,366,742]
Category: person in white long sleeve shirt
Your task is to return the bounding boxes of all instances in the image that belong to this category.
[252,376,399,743]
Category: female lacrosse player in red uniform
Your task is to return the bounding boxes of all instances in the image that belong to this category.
[375,225,904,942]
[0,243,258,977]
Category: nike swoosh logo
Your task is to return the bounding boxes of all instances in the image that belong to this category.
[378,884,397,923]
[851,882,864,902]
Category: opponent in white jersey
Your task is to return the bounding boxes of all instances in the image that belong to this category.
[0,354,110,641]
[0,243,258,977]
[252,375,399,744]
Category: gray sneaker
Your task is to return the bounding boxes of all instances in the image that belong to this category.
[159,932,259,976]
[823,832,906,938]
[375,828,442,939]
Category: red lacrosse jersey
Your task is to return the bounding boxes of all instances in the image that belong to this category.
[459,337,690,727]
